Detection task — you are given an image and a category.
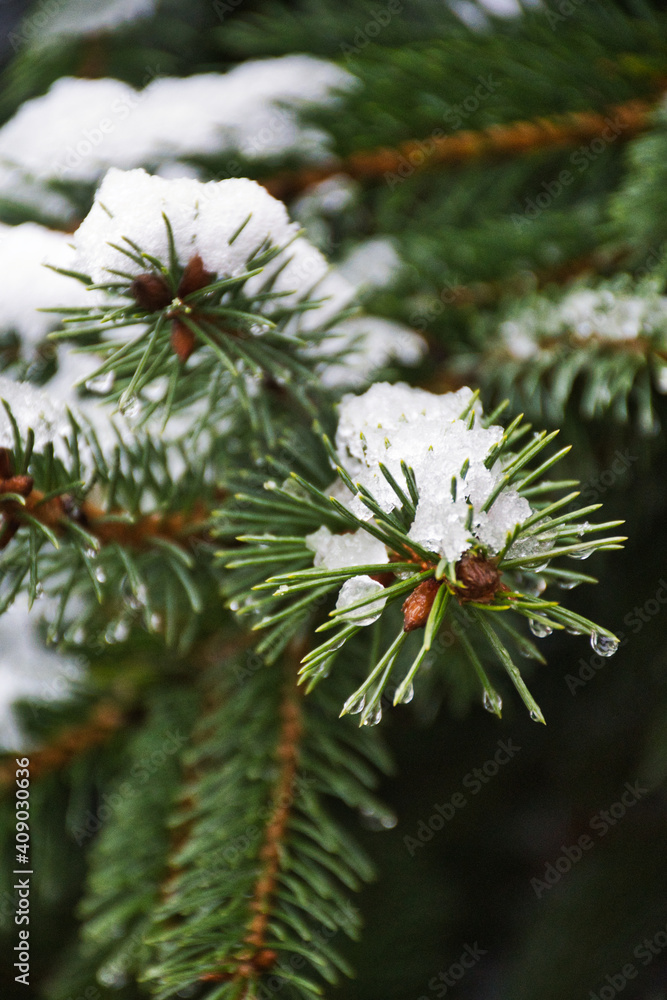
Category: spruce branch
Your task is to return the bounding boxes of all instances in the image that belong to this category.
[140,655,389,1000]
[219,386,625,724]
[476,276,667,430]
[0,407,222,650]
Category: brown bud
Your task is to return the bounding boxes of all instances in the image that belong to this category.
[454,551,502,603]
[402,577,441,632]
[171,318,197,362]
[130,273,172,311]
[0,448,13,480]
[0,474,33,497]
[177,254,215,297]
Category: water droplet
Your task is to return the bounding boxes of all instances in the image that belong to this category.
[97,969,122,988]
[529,619,552,638]
[113,619,130,642]
[531,561,549,572]
[72,626,86,645]
[565,626,583,635]
[149,613,162,632]
[46,625,60,646]
[264,480,277,490]
[398,682,414,705]
[120,395,140,419]
[529,709,542,723]
[347,694,366,715]
[483,690,502,714]
[361,703,382,727]
[360,805,397,830]
[590,632,619,657]
[84,546,98,560]
[104,624,118,644]
[229,599,241,611]
[85,371,115,394]
[34,583,44,600]
[275,585,289,595]
[570,547,594,561]
[95,566,107,583]
[558,579,580,590]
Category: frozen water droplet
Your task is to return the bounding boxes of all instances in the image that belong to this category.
[398,682,414,705]
[275,585,289,595]
[85,371,115,394]
[529,619,552,638]
[347,694,366,715]
[95,566,107,583]
[590,631,619,657]
[483,690,502,714]
[577,521,591,537]
[84,546,97,560]
[361,703,382,727]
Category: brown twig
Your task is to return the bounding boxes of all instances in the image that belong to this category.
[0,471,214,553]
[262,97,655,201]
[0,699,128,791]
[199,658,304,986]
